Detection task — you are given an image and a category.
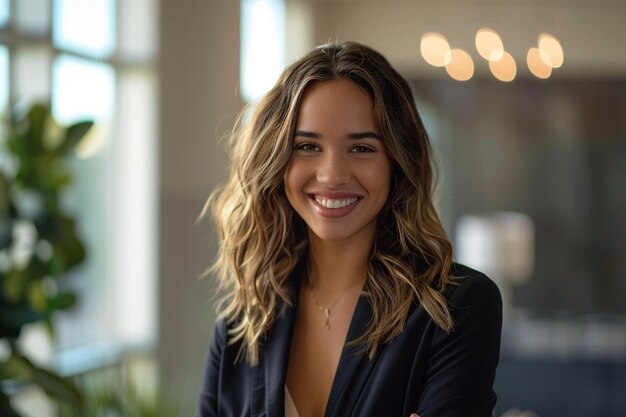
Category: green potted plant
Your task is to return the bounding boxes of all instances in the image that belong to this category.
[0,104,92,416]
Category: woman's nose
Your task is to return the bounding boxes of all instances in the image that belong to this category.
[316,152,350,187]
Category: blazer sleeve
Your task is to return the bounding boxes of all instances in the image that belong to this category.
[417,274,503,417]
[197,319,226,417]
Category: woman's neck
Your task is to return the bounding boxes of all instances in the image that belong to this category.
[306,232,372,295]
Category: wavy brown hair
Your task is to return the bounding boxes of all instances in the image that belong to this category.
[206,41,454,365]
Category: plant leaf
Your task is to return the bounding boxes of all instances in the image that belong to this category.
[27,279,48,312]
[0,353,35,381]
[32,366,83,406]
[3,268,29,302]
[49,292,77,311]
[2,353,84,407]
[55,121,94,156]
[23,105,49,155]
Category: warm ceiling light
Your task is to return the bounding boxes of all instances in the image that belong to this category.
[489,51,517,82]
[538,33,564,68]
[445,49,474,81]
[475,28,504,61]
[527,47,552,79]
[420,32,451,67]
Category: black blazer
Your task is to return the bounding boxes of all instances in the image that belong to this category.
[197,263,502,417]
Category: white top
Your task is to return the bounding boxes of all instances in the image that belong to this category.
[285,386,301,417]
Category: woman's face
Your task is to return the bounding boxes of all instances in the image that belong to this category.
[284,78,391,245]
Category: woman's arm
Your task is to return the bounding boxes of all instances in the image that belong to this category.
[197,320,226,417]
[416,273,503,417]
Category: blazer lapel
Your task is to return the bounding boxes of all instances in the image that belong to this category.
[324,295,378,417]
[253,262,304,417]
[263,305,297,417]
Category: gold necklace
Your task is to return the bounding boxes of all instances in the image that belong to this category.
[308,280,363,330]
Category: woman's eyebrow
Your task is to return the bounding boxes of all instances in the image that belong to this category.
[294,130,380,140]
[294,130,320,138]
[347,131,380,140]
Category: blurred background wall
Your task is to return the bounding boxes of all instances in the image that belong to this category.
[2,1,624,416]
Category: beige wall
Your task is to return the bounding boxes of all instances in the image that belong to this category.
[159,0,241,414]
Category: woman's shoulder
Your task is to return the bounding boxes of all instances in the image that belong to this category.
[442,263,502,308]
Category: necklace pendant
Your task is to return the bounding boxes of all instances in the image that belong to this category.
[324,308,331,330]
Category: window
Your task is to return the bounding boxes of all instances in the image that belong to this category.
[240,0,286,102]
[0,0,158,375]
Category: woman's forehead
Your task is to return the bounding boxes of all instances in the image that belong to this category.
[295,79,376,132]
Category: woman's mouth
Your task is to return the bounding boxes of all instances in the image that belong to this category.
[313,195,359,209]
[307,194,362,218]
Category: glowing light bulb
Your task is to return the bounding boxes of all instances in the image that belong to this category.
[445,49,474,81]
[527,47,552,79]
[538,33,564,68]
[476,28,504,61]
[489,51,517,82]
[420,32,451,67]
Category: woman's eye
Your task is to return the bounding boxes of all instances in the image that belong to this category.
[294,143,319,151]
[351,145,375,153]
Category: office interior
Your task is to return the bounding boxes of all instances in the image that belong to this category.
[0,1,624,416]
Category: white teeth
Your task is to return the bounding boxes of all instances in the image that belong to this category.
[314,196,358,209]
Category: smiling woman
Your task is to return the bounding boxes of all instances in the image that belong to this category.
[198,42,502,417]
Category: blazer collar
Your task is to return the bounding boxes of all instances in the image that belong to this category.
[255,261,378,417]
[255,260,304,417]
[323,294,378,417]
